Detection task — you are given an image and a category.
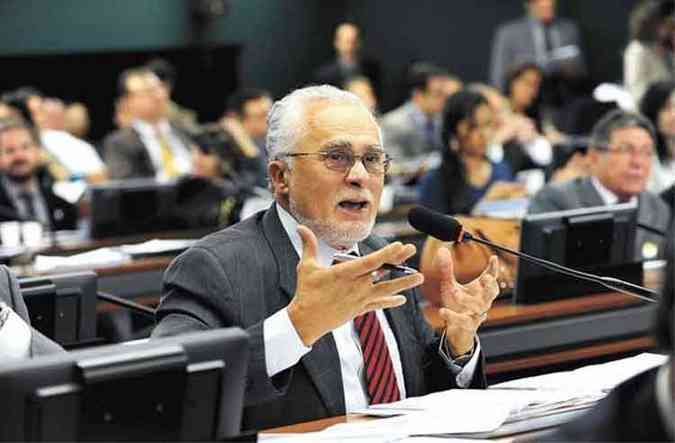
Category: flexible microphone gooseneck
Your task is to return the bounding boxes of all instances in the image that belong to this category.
[97,292,156,318]
[408,206,659,303]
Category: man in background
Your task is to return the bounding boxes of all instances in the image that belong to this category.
[313,22,381,97]
[528,109,671,261]
[103,68,196,180]
[0,117,78,230]
[489,0,586,107]
[380,62,451,162]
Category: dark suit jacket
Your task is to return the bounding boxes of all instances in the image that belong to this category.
[528,177,672,260]
[102,124,194,180]
[489,16,585,91]
[0,265,64,356]
[548,366,671,442]
[313,58,381,93]
[153,204,486,431]
[0,168,78,231]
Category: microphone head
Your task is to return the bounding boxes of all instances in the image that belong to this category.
[408,206,464,242]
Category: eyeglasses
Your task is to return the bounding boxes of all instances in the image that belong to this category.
[280,148,391,175]
[597,143,654,158]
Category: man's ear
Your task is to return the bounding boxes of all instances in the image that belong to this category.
[268,160,289,195]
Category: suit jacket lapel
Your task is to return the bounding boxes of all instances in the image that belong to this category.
[578,177,605,207]
[261,205,345,415]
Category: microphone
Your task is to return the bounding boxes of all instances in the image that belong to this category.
[408,206,659,303]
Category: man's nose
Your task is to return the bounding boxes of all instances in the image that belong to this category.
[345,158,369,186]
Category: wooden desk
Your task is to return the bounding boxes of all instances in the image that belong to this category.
[424,292,656,377]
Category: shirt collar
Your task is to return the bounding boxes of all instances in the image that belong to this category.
[132,118,170,137]
[276,204,359,267]
[590,176,638,206]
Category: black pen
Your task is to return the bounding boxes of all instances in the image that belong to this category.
[332,252,418,275]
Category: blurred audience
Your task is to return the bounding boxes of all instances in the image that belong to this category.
[103,68,196,180]
[418,90,524,215]
[624,0,675,104]
[490,0,586,109]
[63,102,91,141]
[529,109,670,260]
[313,22,381,99]
[1,88,107,183]
[0,117,78,230]
[640,81,675,192]
[381,62,450,162]
[145,57,200,133]
[219,88,273,189]
[343,75,378,115]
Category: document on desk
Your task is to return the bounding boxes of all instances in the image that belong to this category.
[492,352,668,392]
[33,247,132,272]
[118,239,196,256]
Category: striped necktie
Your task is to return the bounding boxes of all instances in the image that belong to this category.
[333,253,401,404]
[353,310,401,404]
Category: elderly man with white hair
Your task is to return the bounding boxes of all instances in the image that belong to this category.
[152,85,500,431]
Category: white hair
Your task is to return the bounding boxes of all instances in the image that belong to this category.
[265,84,381,163]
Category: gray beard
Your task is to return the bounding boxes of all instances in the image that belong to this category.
[288,197,374,250]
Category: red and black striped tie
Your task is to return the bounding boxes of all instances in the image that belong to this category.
[353,311,401,404]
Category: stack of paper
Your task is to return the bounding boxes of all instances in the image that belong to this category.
[492,352,668,392]
[33,248,131,273]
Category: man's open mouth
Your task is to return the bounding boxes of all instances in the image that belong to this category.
[338,200,369,210]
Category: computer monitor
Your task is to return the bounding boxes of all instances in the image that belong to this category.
[88,177,229,239]
[88,179,178,239]
[0,328,249,441]
[514,203,641,304]
[19,271,98,348]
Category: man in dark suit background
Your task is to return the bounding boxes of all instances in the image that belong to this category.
[0,265,63,358]
[313,23,381,97]
[0,117,78,231]
[102,68,197,180]
[153,85,500,431]
[528,109,671,261]
[380,63,451,163]
[489,0,586,107]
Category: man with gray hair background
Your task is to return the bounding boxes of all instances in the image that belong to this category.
[528,109,671,260]
[153,85,500,431]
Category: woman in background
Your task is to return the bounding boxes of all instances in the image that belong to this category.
[624,0,675,104]
[640,81,675,192]
[417,90,523,215]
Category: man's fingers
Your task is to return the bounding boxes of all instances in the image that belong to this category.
[433,247,457,292]
[373,272,424,296]
[297,225,319,266]
[364,294,407,312]
[336,242,417,277]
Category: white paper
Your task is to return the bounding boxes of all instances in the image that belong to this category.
[33,247,131,273]
[492,353,668,392]
[118,239,195,256]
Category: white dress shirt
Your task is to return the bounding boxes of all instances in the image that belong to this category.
[590,176,638,206]
[0,302,31,360]
[132,119,193,180]
[263,205,480,412]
